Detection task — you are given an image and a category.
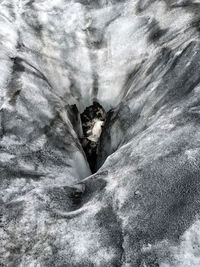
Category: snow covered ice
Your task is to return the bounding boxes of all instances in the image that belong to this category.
[1,0,200,266]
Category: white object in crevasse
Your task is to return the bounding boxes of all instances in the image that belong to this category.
[87,118,104,142]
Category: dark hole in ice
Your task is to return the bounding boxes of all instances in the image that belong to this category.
[80,102,106,173]
[67,102,107,173]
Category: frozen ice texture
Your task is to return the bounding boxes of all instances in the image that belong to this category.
[1,0,200,266]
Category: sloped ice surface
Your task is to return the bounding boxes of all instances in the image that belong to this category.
[1,0,200,266]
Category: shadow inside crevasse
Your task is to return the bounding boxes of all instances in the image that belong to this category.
[80,102,106,173]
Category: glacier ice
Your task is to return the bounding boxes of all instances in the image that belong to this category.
[1,0,200,266]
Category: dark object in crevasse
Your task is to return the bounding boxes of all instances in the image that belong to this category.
[80,137,97,173]
[80,102,106,137]
[80,102,106,173]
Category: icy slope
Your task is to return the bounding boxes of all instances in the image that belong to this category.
[1,0,200,266]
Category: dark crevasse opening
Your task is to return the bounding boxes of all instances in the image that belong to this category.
[80,102,106,173]
[67,101,107,174]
